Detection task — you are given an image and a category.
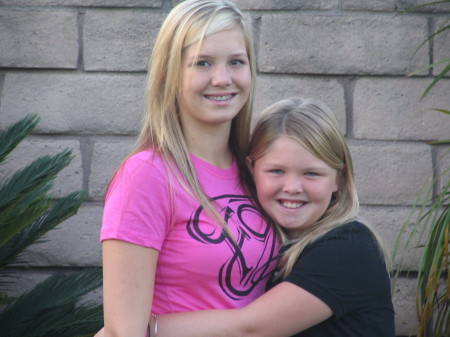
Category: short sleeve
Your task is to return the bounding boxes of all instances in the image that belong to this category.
[285,224,389,318]
[100,152,171,250]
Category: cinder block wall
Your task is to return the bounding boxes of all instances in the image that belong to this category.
[1,1,449,336]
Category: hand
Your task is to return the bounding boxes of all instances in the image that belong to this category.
[93,327,105,337]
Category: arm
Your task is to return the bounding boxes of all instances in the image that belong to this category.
[103,239,159,337]
[156,281,332,337]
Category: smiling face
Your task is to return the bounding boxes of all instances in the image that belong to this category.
[249,136,339,234]
[177,27,251,133]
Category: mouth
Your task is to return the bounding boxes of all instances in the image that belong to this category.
[204,94,235,101]
[279,200,305,209]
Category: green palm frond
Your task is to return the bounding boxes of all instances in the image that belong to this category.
[0,150,74,247]
[0,191,87,278]
[0,115,103,336]
[0,292,16,307]
[431,109,450,116]
[0,148,73,210]
[0,268,103,337]
[416,182,450,337]
[420,62,450,101]
[403,2,450,334]
[0,115,39,164]
[393,166,450,337]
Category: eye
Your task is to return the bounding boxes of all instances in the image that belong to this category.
[230,59,246,66]
[270,169,284,175]
[305,171,319,177]
[196,60,211,67]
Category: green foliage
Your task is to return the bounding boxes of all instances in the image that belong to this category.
[394,170,450,337]
[407,0,450,121]
[393,2,450,336]
[0,115,103,337]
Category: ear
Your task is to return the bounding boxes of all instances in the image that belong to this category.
[246,156,254,175]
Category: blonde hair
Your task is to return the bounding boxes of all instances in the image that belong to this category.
[131,0,256,232]
[248,97,386,277]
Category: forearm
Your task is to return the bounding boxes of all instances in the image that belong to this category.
[156,309,248,337]
[154,282,332,337]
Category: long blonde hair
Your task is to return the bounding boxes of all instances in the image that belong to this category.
[132,0,256,232]
[247,97,385,277]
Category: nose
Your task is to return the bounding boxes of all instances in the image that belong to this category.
[282,175,303,194]
[211,64,232,87]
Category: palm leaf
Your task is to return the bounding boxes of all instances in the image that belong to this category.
[0,150,74,246]
[0,115,39,164]
[0,268,103,337]
[430,109,450,116]
[420,62,450,100]
[0,191,87,284]
[413,177,449,337]
[392,175,434,275]
[0,115,103,336]
[408,58,450,77]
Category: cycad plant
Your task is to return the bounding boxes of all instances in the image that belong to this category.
[0,115,103,337]
[393,1,450,336]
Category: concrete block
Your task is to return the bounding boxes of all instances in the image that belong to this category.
[253,74,346,132]
[0,138,83,198]
[0,10,78,69]
[258,14,428,75]
[0,0,161,6]
[433,18,450,77]
[171,0,338,10]
[359,206,424,271]
[351,142,433,205]
[21,203,103,267]
[342,0,396,11]
[84,10,166,71]
[396,0,450,11]
[353,78,450,141]
[392,277,418,336]
[0,72,145,135]
[89,139,136,200]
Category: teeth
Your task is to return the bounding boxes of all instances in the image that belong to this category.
[206,95,233,101]
[280,201,304,209]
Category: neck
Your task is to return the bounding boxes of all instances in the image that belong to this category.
[184,124,233,168]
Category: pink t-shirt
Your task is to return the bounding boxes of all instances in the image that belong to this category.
[101,149,279,314]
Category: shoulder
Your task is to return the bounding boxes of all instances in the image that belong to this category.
[116,148,171,182]
[300,221,385,269]
[122,148,165,172]
[319,221,376,245]
[106,149,170,197]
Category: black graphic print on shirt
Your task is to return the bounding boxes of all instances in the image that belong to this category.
[187,194,279,300]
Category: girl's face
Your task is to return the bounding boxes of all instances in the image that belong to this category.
[178,27,251,134]
[249,136,339,233]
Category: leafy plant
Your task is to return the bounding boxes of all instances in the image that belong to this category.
[393,1,450,336]
[0,115,103,337]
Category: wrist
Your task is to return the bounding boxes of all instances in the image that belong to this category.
[149,313,158,337]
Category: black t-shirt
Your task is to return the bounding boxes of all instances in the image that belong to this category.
[277,221,395,337]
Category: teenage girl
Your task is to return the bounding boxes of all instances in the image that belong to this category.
[98,1,279,336]
[151,97,395,337]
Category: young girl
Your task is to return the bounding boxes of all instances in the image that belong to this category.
[98,1,279,336]
[152,97,395,337]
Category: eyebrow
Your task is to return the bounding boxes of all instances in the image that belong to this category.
[188,51,248,60]
[261,162,329,171]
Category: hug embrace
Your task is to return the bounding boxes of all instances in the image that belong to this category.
[96,1,395,337]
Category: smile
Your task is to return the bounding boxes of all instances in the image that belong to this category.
[280,200,304,209]
[205,94,234,101]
